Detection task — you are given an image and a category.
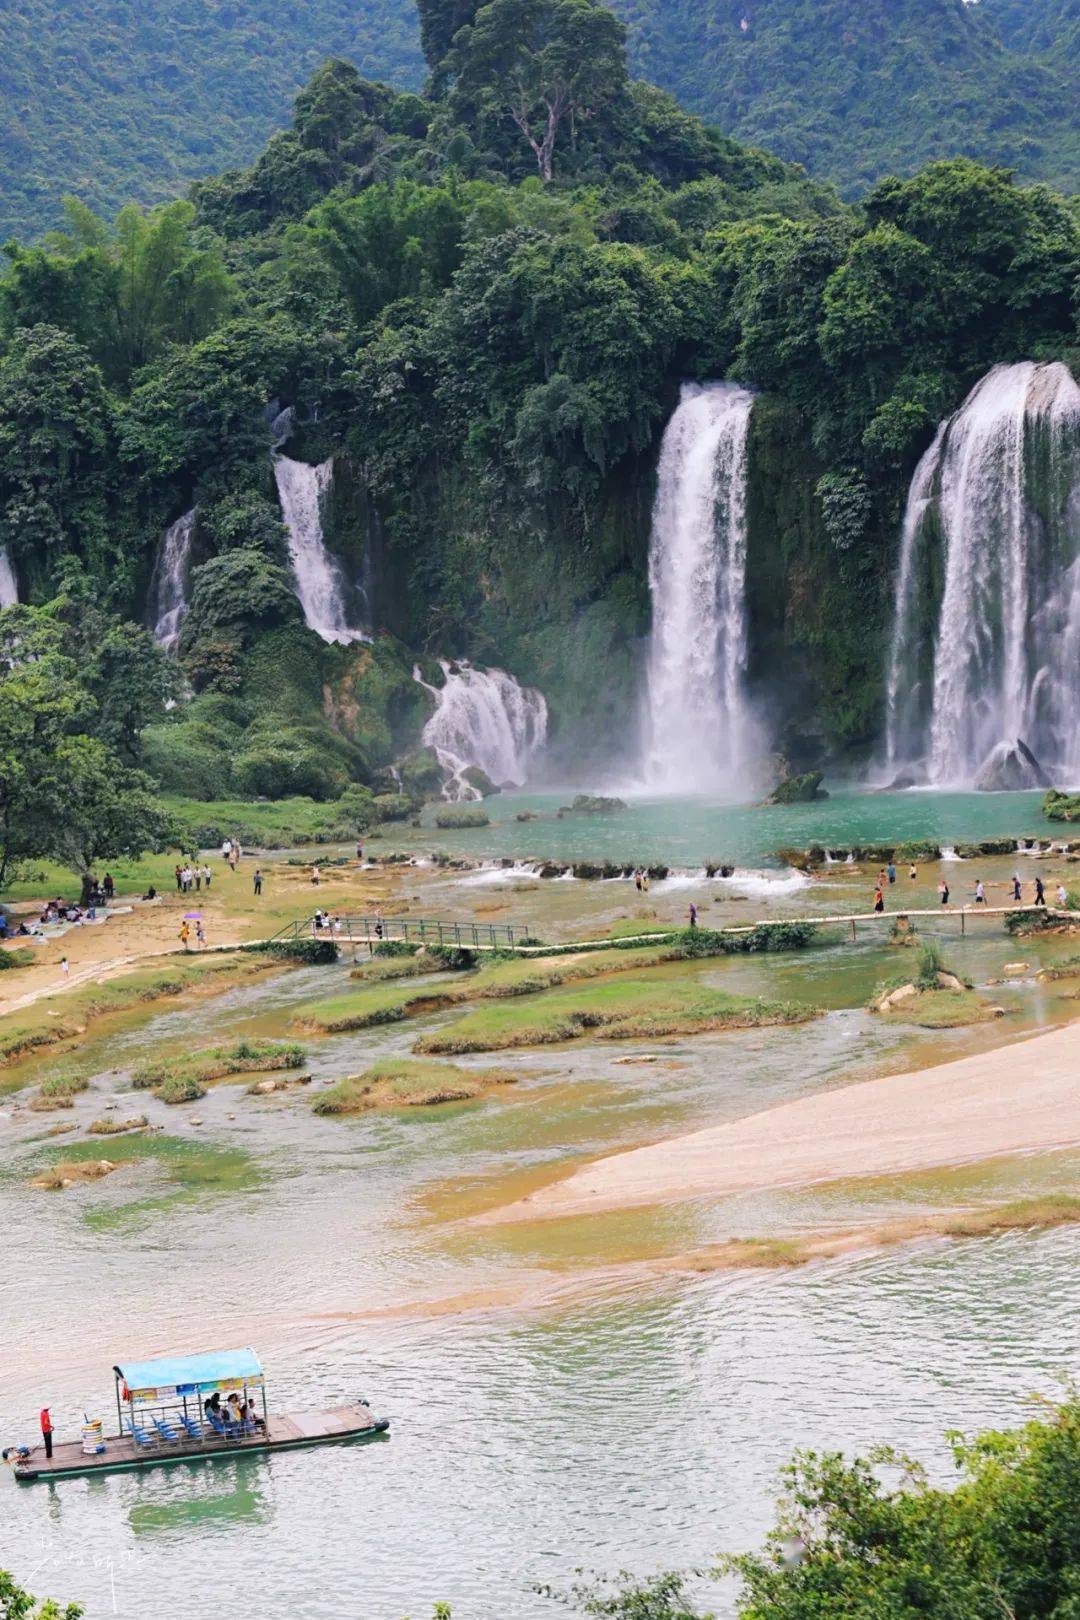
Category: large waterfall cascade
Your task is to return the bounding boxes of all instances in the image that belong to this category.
[149,509,196,652]
[273,455,369,645]
[416,660,549,800]
[0,546,18,609]
[642,381,757,793]
[884,361,1080,786]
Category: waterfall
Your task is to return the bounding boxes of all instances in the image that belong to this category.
[273,456,368,645]
[642,381,756,793]
[884,361,1080,786]
[0,546,18,609]
[149,509,196,652]
[416,660,548,800]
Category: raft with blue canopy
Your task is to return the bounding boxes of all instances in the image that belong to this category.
[8,1347,388,1483]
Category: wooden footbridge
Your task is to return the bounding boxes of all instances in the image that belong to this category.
[270,905,1074,956]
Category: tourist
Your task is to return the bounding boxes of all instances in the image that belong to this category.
[175,864,182,893]
[356,840,364,863]
[939,879,950,906]
[253,869,263,896]
[1012,874,1022,902]
[227,1393,244,1432]
[39,1407,53,1461]
[642,873,650,894]
[1056,883,1068,907]
[221,839,232,863]
[908,863,917,881]
[311,865,320,886]
[873,886,885,914]
[103,872,114,901]
[60,956,69,978]
[179,921,190,950]
[634,870,643,892]
[1035,876,1046,906]
[203,1392,223,1425]
[195,920,205,948]
[887,861,896,885]
[688,903,697,929]
[193,866,202,892]
[143,885,157,901]
[974,879,986,904]
[877,868,888,890]
[374,911,384,940]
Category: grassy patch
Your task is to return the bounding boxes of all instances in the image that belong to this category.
[313,1057,516,1115]
[295,947,675,1033]
[434,806,489,829]
[0,955,283,1070]
[0,947,36,970]
[132,1038,306,1090]
[417,977,816,1054]
[31,1158,119,1190]
[878,988,999,1028]
[155,1075,207,1104]
[27,1070,90,1110]
[88,1115,149,1135]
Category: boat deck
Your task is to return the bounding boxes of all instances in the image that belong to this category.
[14,1405,388,1482]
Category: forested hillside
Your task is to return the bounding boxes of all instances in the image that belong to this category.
[615,0,1080,196]
[2,0,1077,241]
[0,0,1077,850]
[0,0,424,240]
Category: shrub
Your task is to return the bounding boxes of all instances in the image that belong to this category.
[914,940,944,989]
[245,937,339,964]
[434,805,489,829]
[155,1075,207,1103]
[421,944,479,970]
[675,922,819,956]
[0,947,35,970]
[372,940,418,958]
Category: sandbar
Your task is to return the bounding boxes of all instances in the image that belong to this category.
[486,1020,1080,1224]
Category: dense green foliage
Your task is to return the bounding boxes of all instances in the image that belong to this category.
[1,9,1078,793]
[3,1,1078,242]
[0,0,424,241]
[615,0,1080,198]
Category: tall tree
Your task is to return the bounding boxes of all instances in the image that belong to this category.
[449,0,629,182]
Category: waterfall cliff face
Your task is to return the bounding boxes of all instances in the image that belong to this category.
[417,660,548,800]
[642,382,757,793]
[149,510,196,651]
[0,547,18,609]
[884,361,1080,786]
[273,455,368,645]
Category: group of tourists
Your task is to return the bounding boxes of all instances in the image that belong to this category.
[872,868,1065,913]
[633,869,651,893]
[201,1391,265,1437]
[175,863,212,893]
[178,918,206,950]
[221,838,244,869]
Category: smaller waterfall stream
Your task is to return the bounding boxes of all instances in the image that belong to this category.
[149,510,196,651]
[0,547,18,609]
[416,661,548,799]
[884,360,1080,786]
[273,456,368,645]
[642,381,757,792]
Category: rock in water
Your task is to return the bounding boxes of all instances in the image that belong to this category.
[767,770,829,805]
[973,739,1051,792]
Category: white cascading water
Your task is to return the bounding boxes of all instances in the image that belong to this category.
[148,509,196,652]
[0,546,18,609]
[884,361,1080,785]
[416,660,548,800]
[273,455,368,645]
[642,381,756,792]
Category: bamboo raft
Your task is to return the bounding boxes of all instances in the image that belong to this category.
[14,1406,388,1483]
[8,1347,389,1485]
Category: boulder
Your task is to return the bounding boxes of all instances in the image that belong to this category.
[767,771,829,805]
[973,738,1051,792]
[935,970,966,991]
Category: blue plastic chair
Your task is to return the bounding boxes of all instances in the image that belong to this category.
[131,1425,159,1449]
[178,1414,203,1441]
[153,1416,180,1443]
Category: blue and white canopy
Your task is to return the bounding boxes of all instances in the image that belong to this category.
[114,1348,264,1401]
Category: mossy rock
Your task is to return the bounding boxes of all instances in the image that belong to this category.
[767,771,829,805]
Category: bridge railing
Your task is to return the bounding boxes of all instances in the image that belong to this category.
[271,915,527,950]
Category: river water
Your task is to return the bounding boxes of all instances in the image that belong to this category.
[3,879,1078,1616]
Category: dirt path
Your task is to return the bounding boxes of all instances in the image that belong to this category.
[485,1019,1080,1224]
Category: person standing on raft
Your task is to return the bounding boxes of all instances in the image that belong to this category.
[39,1408,53,1460]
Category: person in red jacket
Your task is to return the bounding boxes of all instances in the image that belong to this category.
[40,1407,53,1460]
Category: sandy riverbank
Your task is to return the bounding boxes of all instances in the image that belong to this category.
[486,1019,1080,1224]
